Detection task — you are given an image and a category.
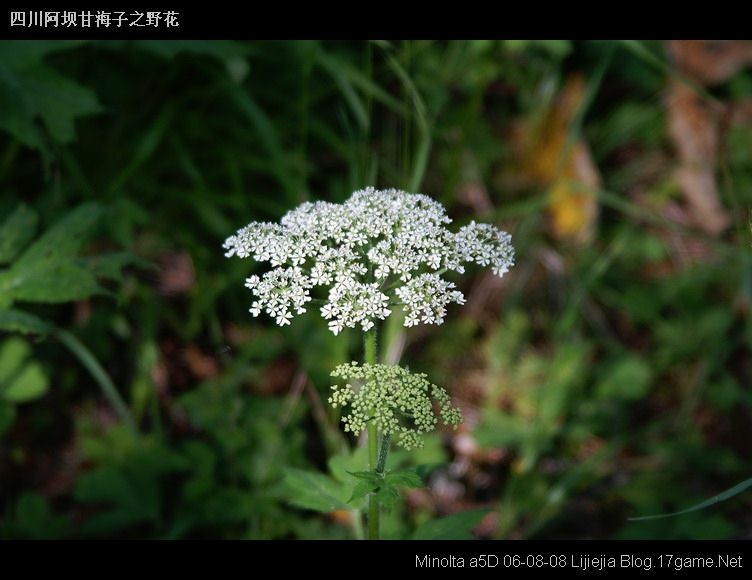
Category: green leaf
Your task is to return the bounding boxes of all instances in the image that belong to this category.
[0,309,53,335]
[282,468,350,513]
[7,492,71,539]
[12,203,102,266]
[413,463,444,481]
[376,484,401,509]
[74,466,160,535]
[345,469,422,508]
[629,477,752,521]
[0,337,49,403]
[0,204,38,264]
[597,355,652,401]
[385,469,424,489]
[72,440,184,536]
[14,493,53,532]
[0,41,102,148]
[0,336,30,382]
[475,411,530,447]
[348,480,378,505]
[0,203,135,305]
[23,67,101,143]
[348,470,383,484]
[86,252,148,282]
[1,362,48,402]
[328,445,370,484]
[0,261,103,304]
[412,508,490,540]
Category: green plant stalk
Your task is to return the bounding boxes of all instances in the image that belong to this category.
[350,508,365,540]
[364,330,379,540]
[55,328,138,436]
[367,420,379,539]
[376,431,391,474]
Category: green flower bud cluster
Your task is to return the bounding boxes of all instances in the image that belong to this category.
[328,362,463,450]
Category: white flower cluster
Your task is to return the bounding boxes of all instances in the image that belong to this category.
[224,187,514,334]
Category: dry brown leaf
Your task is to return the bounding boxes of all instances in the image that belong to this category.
[184,344,218,380]
[259,355,297,395]
[158,251,195,295]
[668,40,752,86]
[666,79,730,235]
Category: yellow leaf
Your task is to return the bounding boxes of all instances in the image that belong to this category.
[514,74,601,244]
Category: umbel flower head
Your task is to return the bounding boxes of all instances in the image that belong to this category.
[328,362,462,449]
[223,187,514,335]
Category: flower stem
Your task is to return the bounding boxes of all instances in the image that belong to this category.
[364,329,377,365]
[367,420,379,540]
[364,330,379,540]
[376,432,391,474]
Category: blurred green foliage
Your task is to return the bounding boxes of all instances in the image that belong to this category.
[0,39,751,539]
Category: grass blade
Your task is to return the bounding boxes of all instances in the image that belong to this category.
[629,476,752,521]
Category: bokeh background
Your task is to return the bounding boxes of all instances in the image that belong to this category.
[1,40,751,539]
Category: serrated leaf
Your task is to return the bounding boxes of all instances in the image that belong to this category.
[376,484,401,509]
[385,469,423,489]
[23,67,101,143]
[282,468,349,513]
[348,480,378,505]
[412,508,490,540]
[0,65,43,149]
[13,203,102,266]
[0,204,38,264]
[0,41,101,148]
[345,469,421,508]
[0,203,134,305]
[0,261,103,303]
[348,470,383,484]
[0,309,52,335]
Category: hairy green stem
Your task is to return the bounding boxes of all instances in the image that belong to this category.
[376,432,391,474]
[364,330,379,540]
